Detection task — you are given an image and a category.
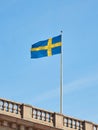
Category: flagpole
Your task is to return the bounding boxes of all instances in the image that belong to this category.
[60,31,63,114]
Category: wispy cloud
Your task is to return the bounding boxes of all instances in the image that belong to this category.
[33,72,98,103]
[63,73,98,94]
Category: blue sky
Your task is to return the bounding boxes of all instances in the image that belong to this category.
[0,0,98,123]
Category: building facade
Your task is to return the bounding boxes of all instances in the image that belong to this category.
[0,98,97,130]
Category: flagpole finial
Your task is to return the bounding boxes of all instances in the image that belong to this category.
[60,30,63,34]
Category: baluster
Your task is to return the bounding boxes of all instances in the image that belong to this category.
[43,112,45,121]
[46,112,49,122]
[16,104,19,114]
[32,109,34,118]
[77,121,80,130]
[41,112,43,120]
[4,101,7,111]
[34,109,36,118]
[40,110,42,120]
[67,118,69,127]
[12,103,14,113]
[94,126,97,130]
[50,113,53,123]
[39,111,41,119]
[73,120,75,129]
[6,102,8,111]
[38,110,40,119]
[49,113,51,122]
[16,104,18,114]
[75,120,77,129]
[0,100,2,110]
[64,118,67,127]
[33,109,36,118]
[47,113,50,122]
[79,121,81,130]
[14,104,17,114]
[68,119,71,128]
[33,109,36,119]
[48,113,50,122]
[44,112,46,121]
[72,119,75,128]
[36,109,38,119]
[9,103,11,112]
[2,100,4,110]
[66,118,68,127]
[42,112,44,121]
[79,121,82,130]
[70,119,73,128]
[7,102,9,112]
[37,110,39,119]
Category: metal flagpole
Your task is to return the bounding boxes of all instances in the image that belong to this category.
[60,31,63,114]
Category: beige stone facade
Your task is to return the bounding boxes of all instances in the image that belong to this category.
[0,98,97,130]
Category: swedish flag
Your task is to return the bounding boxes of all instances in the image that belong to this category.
[31,35,62,58]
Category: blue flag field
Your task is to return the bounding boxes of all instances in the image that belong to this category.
[31,35,62,58]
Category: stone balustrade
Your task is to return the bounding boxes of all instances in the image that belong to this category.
[0,98,21,118]
[64,115,83,130]
[0,98,97,130]
[32,107,54,123]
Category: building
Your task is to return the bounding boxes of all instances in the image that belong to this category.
[0,98,97,130]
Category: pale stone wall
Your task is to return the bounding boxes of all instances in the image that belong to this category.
[0,98,98,130]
